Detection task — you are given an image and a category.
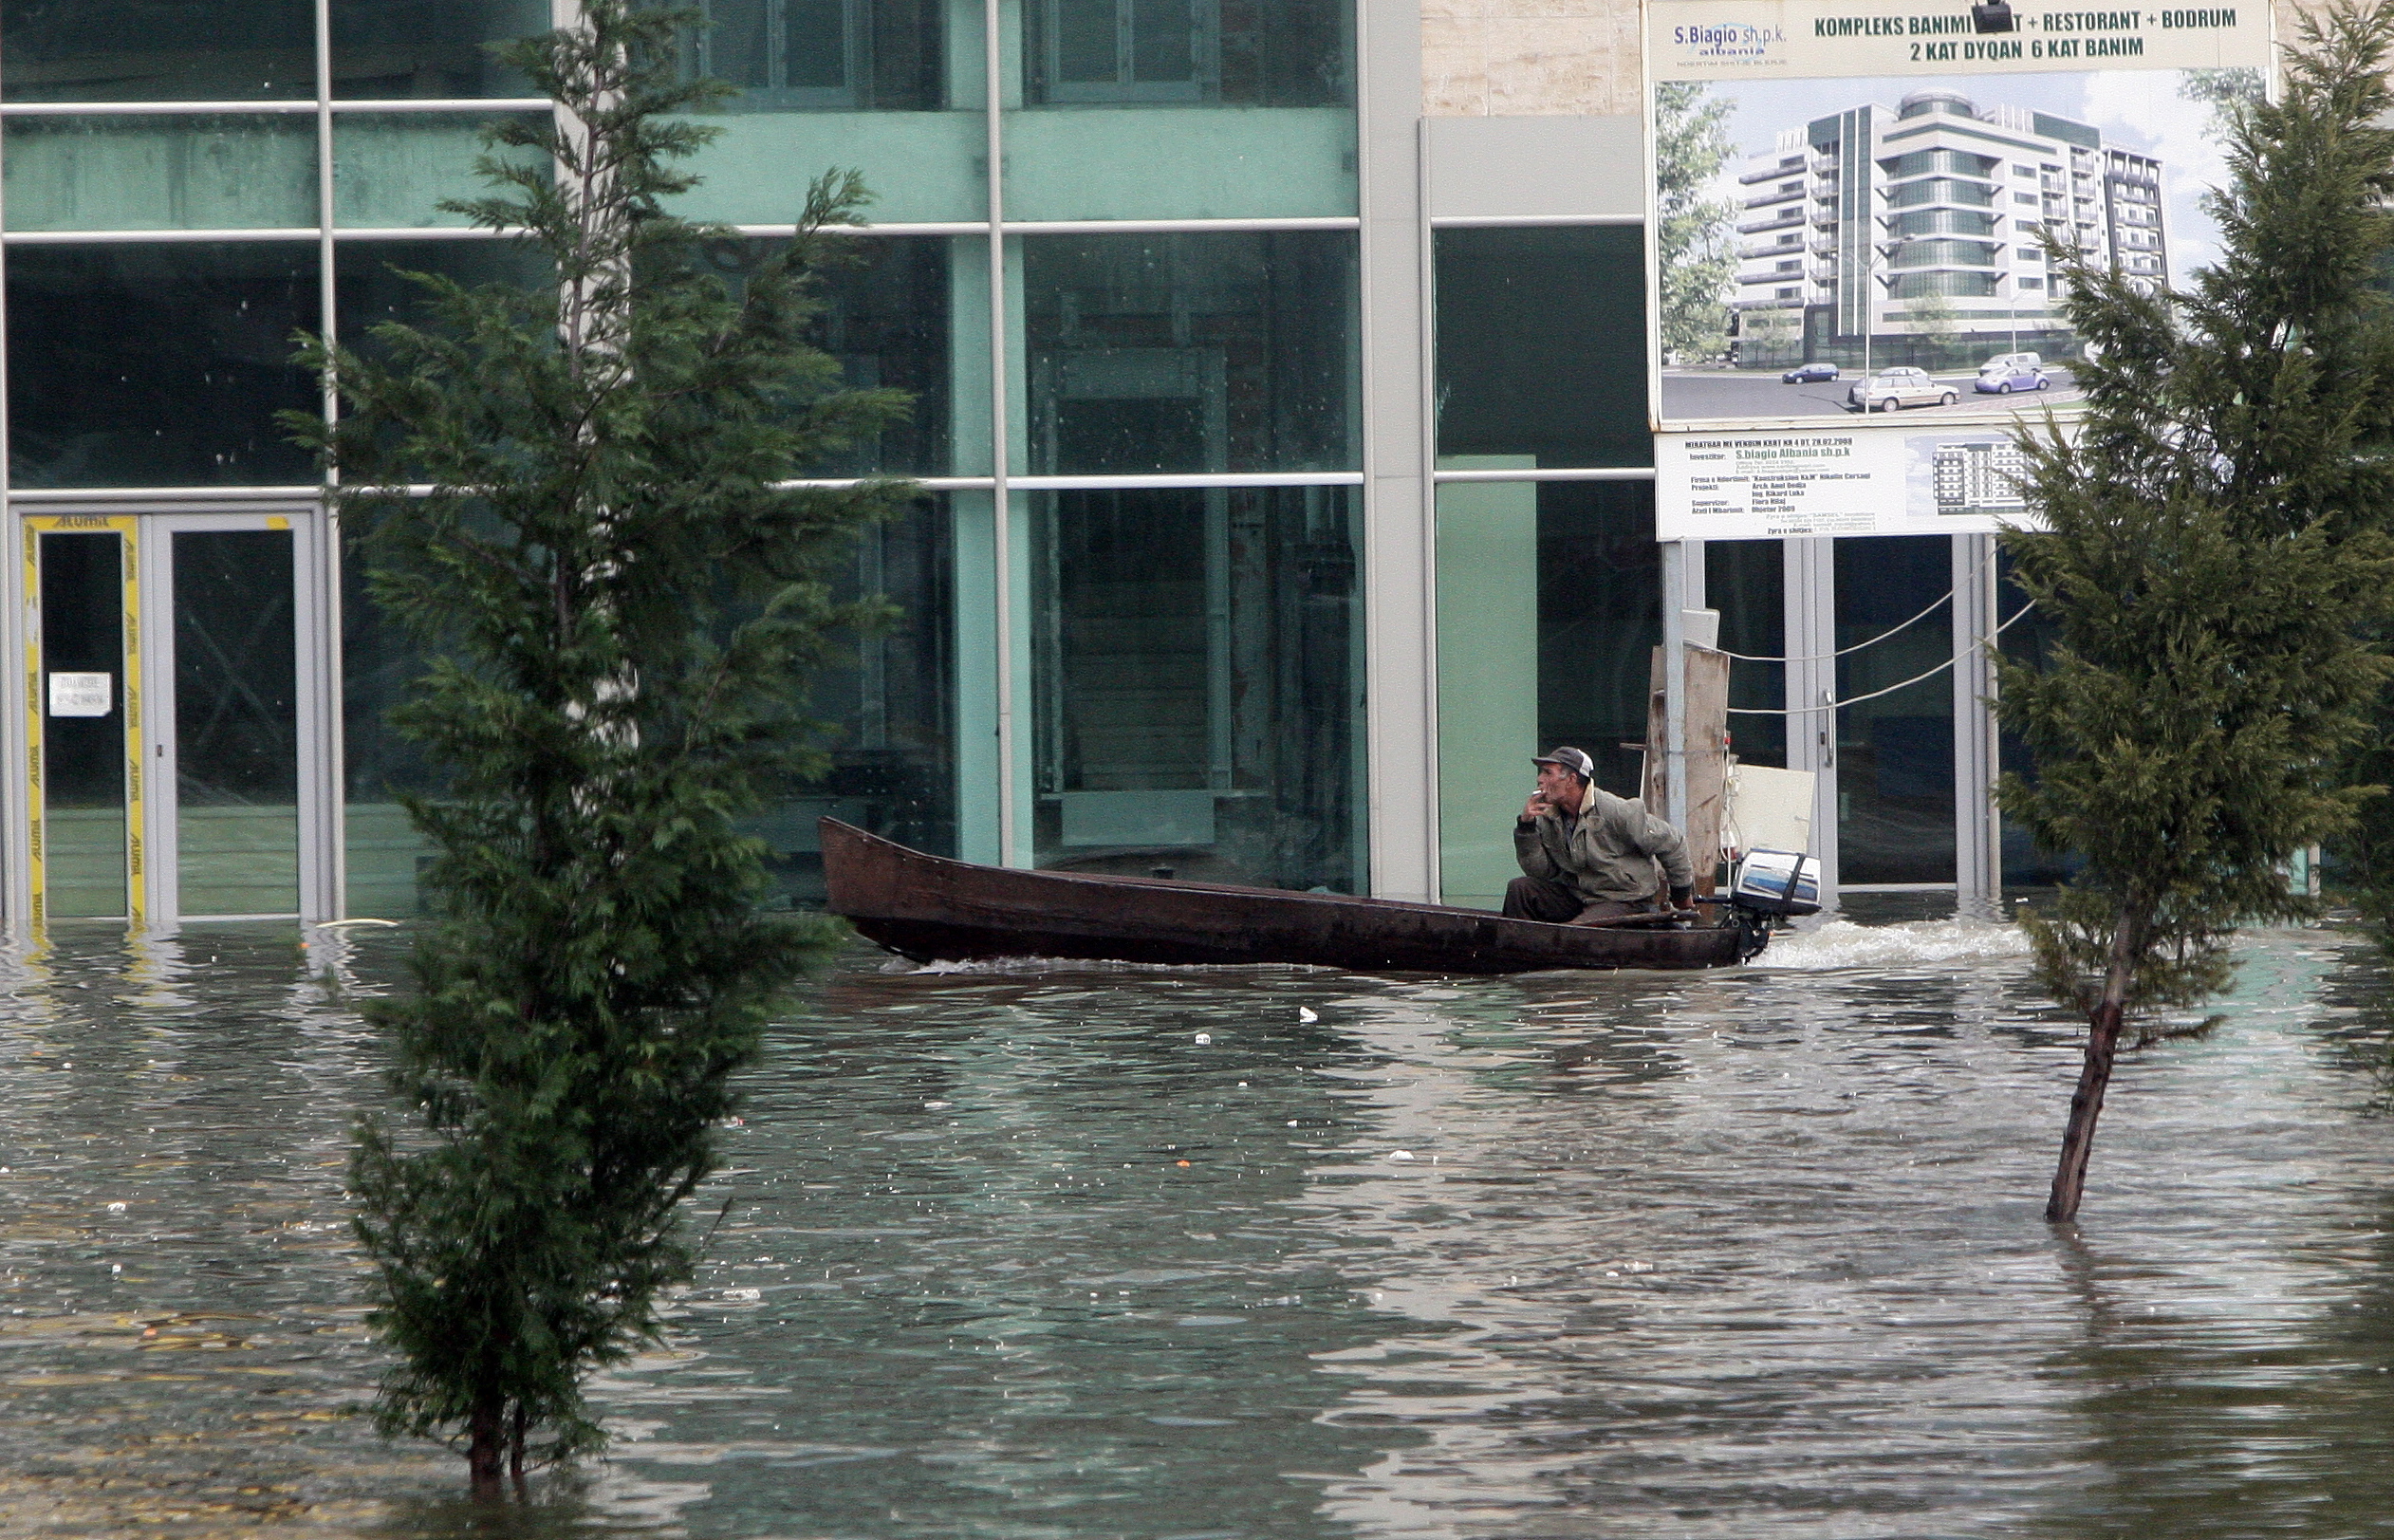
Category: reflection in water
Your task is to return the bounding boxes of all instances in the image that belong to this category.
[0,923,2388,1536]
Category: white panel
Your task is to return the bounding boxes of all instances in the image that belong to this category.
[1359,0,1433,902]
[1424,116,1645,222]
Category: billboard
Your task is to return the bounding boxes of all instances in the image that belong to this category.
[1647,0,2272,536]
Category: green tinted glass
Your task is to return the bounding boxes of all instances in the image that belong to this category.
[4,0,314,102]
[5,116,315,232]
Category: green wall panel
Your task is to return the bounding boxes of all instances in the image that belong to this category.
[1436,462,1539,911]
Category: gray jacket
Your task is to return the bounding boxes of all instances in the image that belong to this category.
[1514,786,1696,903]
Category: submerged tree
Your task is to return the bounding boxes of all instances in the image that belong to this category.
[288,0,910,1490]
[1999,0,2394,1223]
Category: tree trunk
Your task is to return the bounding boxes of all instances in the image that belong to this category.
[2046,909,2142,1223]
[468,1399,506,1497]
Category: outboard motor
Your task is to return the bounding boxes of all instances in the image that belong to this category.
[1724,849,1821,959]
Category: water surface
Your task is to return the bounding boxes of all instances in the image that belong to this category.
[2,918,2392,1537]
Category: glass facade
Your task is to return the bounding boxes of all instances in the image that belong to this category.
[754,496,958,903]
[1435,479,1658,908]
[1707,540,1785,770]
[9,242,321,488]
[738,235,956,477]
[37,529,128,918]
[1835,537,1956,885]
[671,0,979,226]
[329,0,546,99]
[332,112,550,228]
[1436,226,1651,469]
[1996,556,2070,887]
[174,528,302,916]
[1023,232,1355,475]
[1009,0,1355,220]
[3,0,317,102]
[4,116,316,231]
[1031,487,1362,891]
[341,525,440,919]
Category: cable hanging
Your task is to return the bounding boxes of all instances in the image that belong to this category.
[1724,603,2033,716]
[1712,540,1997,665]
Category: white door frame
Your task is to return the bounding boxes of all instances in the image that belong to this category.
[9,498,336,936]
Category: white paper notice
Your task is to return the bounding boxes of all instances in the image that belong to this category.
[47,672,111,718]
[1657,432,1906,539]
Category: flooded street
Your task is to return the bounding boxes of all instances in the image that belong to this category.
[5,918,2394,1537]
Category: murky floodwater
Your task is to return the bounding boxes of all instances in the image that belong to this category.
[4,916,2394,1538]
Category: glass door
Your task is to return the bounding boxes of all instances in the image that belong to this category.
[25,517,140,925]
[20,507,332,929]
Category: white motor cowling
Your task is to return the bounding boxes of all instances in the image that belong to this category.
[1731,849,1821,918]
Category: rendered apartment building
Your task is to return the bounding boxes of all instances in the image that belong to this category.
[0,0,2051,935]
[1735,90,2165,366]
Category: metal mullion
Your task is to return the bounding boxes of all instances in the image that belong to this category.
[312,0,345,924]
[329,226,521,240]
[4,230,323,245]
[990,216,1359,234]
[16,473,1375,502]
[0,57,20,937]
[13,488,329,506]
[1428,213,1642,229]
[733,221,991,237]
[138,521,176,929]
[1432,467,1657,483]
[985,0,1014,867]
[1004,472,1362,490]
[325,98,555,113]
[0,100,320,116]
[0,99,553,116]
[291,511,338,923]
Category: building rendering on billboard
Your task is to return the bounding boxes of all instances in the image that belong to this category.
[1734,91,2165,369]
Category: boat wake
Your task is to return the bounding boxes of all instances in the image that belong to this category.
[891,956,1338,976]
[1758,917,2033,973]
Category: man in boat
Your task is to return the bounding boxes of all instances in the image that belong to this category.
[1506,746,1696,924]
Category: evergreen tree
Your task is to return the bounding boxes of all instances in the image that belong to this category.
[1654,82,1739,365]
[1998,0,2394,1223]
[287,0,910,1489]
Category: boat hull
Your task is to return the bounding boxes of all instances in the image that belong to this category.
[819,819,1755,974]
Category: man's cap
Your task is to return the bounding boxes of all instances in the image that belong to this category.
[1532,746,1595,780]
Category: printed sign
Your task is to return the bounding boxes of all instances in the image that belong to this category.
[1654,2,2264,82]
[1658,428,2053,537]
[1647,0,2269,535]
[46,672,111,718]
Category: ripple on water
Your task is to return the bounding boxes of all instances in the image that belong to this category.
[1,920,2393,1538]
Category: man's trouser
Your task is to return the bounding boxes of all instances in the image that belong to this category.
[1501,876,1653,924]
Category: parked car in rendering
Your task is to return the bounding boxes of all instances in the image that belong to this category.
[1847,366,1957,412]
[1978,351,2042,377]
[1975,361,2049,394]
[1781,362,1841,383]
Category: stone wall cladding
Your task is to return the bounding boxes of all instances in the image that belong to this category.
[1422,0,1643,117]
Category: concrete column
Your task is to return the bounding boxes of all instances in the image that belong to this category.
[1952,532,2001,910]
[1357,0,1432,901]
[1784,535,1839,900]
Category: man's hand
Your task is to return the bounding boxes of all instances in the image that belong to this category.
[1522,792,1551,822]
[1669,885,1694,911]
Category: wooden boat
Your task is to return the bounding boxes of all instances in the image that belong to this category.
[820,819,1766,974]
